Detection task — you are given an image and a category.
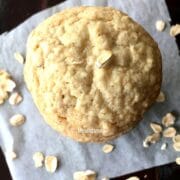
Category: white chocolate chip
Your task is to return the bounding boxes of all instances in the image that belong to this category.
[175,157,180,165]
[96,50,112,68]
[9,114,25,126]
[73,170,96,180]
[162,113,175,127]
[160,143,167,150]
[155,20,166,32]
[6,151,17,160]
[9,92,23,105]
[14,52,24,64]
[150,123,162,133]
[102,144,114,153]
[173,135,180,143]
[156,91,165,102]
[163,127,176,138]
[33,152,44,168]
[126,176,140,180]
[170,24,180,36]
[45,155,58,173]
[173,142,180,152]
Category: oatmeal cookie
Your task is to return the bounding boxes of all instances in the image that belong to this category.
[24,7,162,142]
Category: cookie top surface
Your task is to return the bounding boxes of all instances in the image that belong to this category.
[24,6,162,142]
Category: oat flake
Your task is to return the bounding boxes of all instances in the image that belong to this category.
[163,127,176,138]
[9,92,23,105]
[14,52,24,64]
[33,152,44,168]
[45,155,58,173]
[9,114,25,126]
[150,123,162,133]
[102,144,114,153]
[175,157,180,165]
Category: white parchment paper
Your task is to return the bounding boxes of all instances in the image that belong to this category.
[0,0,180,179]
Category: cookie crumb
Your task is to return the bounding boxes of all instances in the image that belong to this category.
[9,92,23,105]
[6,151,17,160]
[175,157,180,165]
[73,170,96,180]
[9,114,25,126]
[14,52,24,64]
[45,155,58,173]
[162,113,175,127]
[33,152,44,168]
[163,127,176,138]
[170,24,180,36]
[161,143,167,150]
[150,123,162,133]
[156,91,165,102]
[155,20,166,32]
[102,144,114,153]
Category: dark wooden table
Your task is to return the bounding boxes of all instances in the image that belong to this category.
[0,0,180,179]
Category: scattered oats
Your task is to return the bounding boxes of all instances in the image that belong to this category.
[156,91,165,102]
[156,20,166,32]
[6,151,17,160]
[102,177,109,180]
[162,113,175,127]
[102,144,114,153]
[163,127,176,138]
[173,135,180,143]
[73,170,96,180]
[45,155,58,173]
[175,157,180,165]
[9,114,25,126]
[0,70,16,104]
[170,24,180,36]
[14,52,24,64]
[173,142,180,152]
[33,152,44,168]
[126,176,140,180]
[96,50,112,68]
[9,92,23,105]
[150,123,162,133]
[161,143,167,150]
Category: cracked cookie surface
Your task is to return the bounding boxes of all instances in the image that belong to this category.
[24,6,162,142]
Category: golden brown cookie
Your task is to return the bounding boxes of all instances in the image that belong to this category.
[24,6,162,142]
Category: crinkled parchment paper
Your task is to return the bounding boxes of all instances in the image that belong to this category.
[0,0,180,179]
